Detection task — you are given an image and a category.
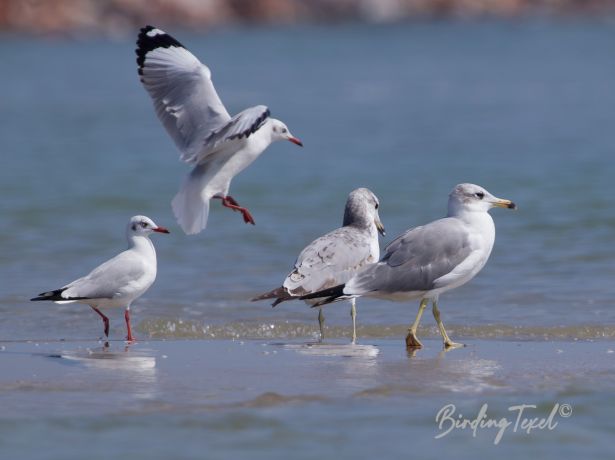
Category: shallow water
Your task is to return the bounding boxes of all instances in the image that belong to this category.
[1,339,614,459]
[1,19,614,458]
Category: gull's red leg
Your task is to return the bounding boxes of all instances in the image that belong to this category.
[91,306,110,338]
[215,195,255,225]
[125,308,135,342]
[224,196,240,206]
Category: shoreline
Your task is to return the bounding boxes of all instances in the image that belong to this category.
[2,1,615,37]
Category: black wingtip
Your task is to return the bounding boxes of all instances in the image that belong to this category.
[271,298,285,308]
[30,287,90,302]
[30,288,66,302]
[299,284,346,307]
[135,25,185,74]
[251,287,292,307]
[311,295,340,308]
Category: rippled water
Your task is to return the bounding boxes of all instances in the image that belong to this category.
[1,20,614,458]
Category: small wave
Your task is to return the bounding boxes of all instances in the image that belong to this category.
[138,318,615,341]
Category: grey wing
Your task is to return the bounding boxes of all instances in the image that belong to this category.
[283,227,377,296]
[136,26,231,164]
[62,252,147,300]
[346,218,473,294]
[203,105,271,153]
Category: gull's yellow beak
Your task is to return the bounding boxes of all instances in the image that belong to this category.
[492,198,517,210]
[376,219,386,236]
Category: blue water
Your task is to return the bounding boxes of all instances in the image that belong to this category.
[1,20,614,459]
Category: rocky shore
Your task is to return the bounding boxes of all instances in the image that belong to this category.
[1,0,613,36]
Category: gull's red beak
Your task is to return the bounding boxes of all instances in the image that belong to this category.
[153,226,170,234]
[288,137,303,147]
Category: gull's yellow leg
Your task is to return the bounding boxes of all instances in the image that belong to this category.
[318,308,325,342]
[405,299,428,348]
[350,298,357,344]
[432,300,464,349]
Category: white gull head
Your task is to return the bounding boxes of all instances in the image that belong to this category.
[268,119,303,146]
[127,215,170,238]
[447,183,517,217]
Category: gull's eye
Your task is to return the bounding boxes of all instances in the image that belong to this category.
[140,221,148,228]
[375,203,379,210]
[475,192,485,199]
[282,128,287,134]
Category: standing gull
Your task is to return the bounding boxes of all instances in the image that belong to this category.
[301,184,516,349]
[252,188,385,343]
[31,216,169,342]
[136,26,303,235]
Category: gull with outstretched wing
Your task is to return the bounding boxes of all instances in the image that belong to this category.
[136,26,302,234]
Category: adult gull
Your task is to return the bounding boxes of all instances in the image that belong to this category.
[252,188,385,343]
[31,216,169,342]
[136,26,303,234]
[300,184,516,349]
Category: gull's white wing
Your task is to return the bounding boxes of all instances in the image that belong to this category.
[61,251,148,301]
[136,26,232,164]
[283,227,378,296]
[203,105,271,154]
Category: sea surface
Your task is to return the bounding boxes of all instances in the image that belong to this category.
[1,20,614,459]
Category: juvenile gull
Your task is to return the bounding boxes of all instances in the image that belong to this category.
[31,216,169,342]
[136,26,303,235]
[252,188,385,343]
[301,184,516,349]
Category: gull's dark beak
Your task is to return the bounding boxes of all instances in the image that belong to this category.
[492,199,517,210]
[376,219,386,237]
[153,226,170,234]
[288,137,303,147]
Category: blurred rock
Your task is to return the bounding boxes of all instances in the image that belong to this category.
[0,0,613,36]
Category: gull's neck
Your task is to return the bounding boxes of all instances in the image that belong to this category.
[343,212,372,231]
[242,120,275,155]
[261,118,274,140]
[448,205,496,254]
[127,234,156,259]
[448,204,494,226]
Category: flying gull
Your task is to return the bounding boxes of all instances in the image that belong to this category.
[136,25,302,234]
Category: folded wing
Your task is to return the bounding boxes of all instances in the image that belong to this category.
[346,218,473,295]
[59,252,148,301]
[284,227,377,296]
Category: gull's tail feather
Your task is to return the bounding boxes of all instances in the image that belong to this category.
[299,284,347,307]
[251,287,293,307]
[172,165,211,235]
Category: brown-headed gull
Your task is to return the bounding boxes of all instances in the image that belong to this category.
[31,216,170,342]
[300,184,517,349]
[136,25,303,235]
[252,188,385,343]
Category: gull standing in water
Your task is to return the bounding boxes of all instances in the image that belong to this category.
[252,188,385,343]
[301,184,516,349]
[136,26,303,235]
[31,216,169,342]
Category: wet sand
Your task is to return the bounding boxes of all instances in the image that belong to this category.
[2,338,614,413]
[0,338,614,459]
[0,339,615,418]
